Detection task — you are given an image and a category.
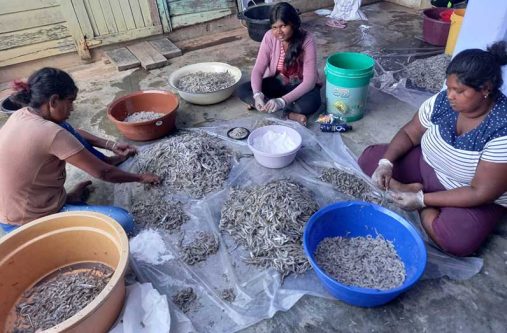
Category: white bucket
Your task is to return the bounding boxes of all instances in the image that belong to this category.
[247,125,302,168]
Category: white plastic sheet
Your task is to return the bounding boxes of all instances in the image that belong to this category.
[114,117,483,332]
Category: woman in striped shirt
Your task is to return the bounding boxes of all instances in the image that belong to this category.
[358,41,507,256]
[236,2,321,126]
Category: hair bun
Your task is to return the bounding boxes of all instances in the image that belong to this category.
[487,41,507,66]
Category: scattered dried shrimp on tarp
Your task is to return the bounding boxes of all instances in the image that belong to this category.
[176,71,236,93]
[220,179,319,277]
[404,53,451,93]
[180,232,219,265]
[131,190,189,232]
[124,111,164,123]
[172,287,197,313]
[12,264,113,333]
[315,235,406,290]
[134,132,233,198]
[320,168,383,204]
[220,288,236,303]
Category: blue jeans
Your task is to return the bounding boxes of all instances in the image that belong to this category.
[59,121,107,161]
[0,203,134,235]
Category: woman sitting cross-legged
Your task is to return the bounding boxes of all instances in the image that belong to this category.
[359,41,507,256]
[236,2,322,126]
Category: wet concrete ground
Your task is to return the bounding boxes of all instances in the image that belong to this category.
[1,2,506,332]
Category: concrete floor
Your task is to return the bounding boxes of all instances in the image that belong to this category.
[1,2,506,332]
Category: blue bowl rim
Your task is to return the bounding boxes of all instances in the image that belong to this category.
[303,200,427,295]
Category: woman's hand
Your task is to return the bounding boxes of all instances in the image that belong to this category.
[139,173,161,185]
[263,98,286,113]
[253,92,266,111]
[390,190,425,211]
[371,158,393,190]
[111,142,137,157]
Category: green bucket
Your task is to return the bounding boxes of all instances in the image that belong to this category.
[325,52,375,122]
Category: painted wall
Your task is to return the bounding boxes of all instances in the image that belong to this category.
[0,0,76,67]
[167,0,236,29]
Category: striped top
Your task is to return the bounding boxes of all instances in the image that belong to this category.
[276,47,285,72]
[419,91,507,206]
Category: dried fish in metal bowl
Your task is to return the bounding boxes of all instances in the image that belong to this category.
[220,179,319,277]
[180,232,219,265]
[176,71,236,93]
[133,131,233,198]
[131,189,189,232]
[315,235,406,290]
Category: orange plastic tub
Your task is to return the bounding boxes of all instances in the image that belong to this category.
[0,212,129,332]
[107,90,179,141]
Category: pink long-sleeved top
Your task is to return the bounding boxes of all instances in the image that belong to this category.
[251,29,321,104]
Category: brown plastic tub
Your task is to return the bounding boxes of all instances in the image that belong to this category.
[107,90,179,141]
[0,212,129,333]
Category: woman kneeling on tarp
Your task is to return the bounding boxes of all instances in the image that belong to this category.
[0,67,159,235]
[359,41,507,256]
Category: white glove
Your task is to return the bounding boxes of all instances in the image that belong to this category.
[390,190,425,211]
[371,158,393,190]
[263,98,286,113]
[253,92,266,111]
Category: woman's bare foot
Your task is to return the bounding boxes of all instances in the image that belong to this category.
[287,112,307,126]
[67,180,93,203]
[389,179,423,192]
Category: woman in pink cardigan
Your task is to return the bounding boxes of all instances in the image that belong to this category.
[236,2,321,126]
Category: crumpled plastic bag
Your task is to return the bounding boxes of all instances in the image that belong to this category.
[329,0,367,21]
[110,282,170,333]
[130,229,174,265]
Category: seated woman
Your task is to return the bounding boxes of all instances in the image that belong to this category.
[0,67,160,235]
[358,41,507,257]
[236,2,321,126]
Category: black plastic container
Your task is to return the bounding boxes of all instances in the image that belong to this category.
[239,4,275,42]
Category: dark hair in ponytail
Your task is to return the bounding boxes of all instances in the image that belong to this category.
[11,67,78,108]
[446,41,507,99]
[270,2,306,69]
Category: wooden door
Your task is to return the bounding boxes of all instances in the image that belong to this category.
[61,0,164,58]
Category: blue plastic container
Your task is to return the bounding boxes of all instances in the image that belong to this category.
[303,201,427,307]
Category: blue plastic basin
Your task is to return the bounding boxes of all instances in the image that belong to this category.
[303,201,427,307]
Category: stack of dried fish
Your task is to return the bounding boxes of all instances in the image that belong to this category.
[131,190,189,232]
[172,287,197,313]
[315,235,406,290]
[180,232,219,265]
[404,53,451,93]
[13,264,113,332]
[176,71,236,93]
[124,111,164,123]
[220,179,319,277]
[320,168,383,205]
[134,132,233,198]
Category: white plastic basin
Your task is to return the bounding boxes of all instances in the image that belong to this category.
[168,62,242,105]
[248,125,302,168]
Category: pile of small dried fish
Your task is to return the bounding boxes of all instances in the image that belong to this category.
[315,235,406,290]
[320,168,384,205]
[176,71,236,93]
[180,232,219,265]
[172,287,197,313]
[124,111,164,123]
[131,191,189,232]
[134,132,233,198]
[404,53,451,93]
[220,288,236,303]
[220,179,319,277]
[13,264,113,332]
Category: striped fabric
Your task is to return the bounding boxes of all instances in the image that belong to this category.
[419,91,507,206]
[276,47,285,73]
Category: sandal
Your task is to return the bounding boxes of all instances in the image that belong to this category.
[287,112,307,127]
[326,18,347,29]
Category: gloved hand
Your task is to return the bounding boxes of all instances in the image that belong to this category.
[390,190,425,211]
[253,92,266,111]
[371,158,393,190]
[263,98,286,113]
